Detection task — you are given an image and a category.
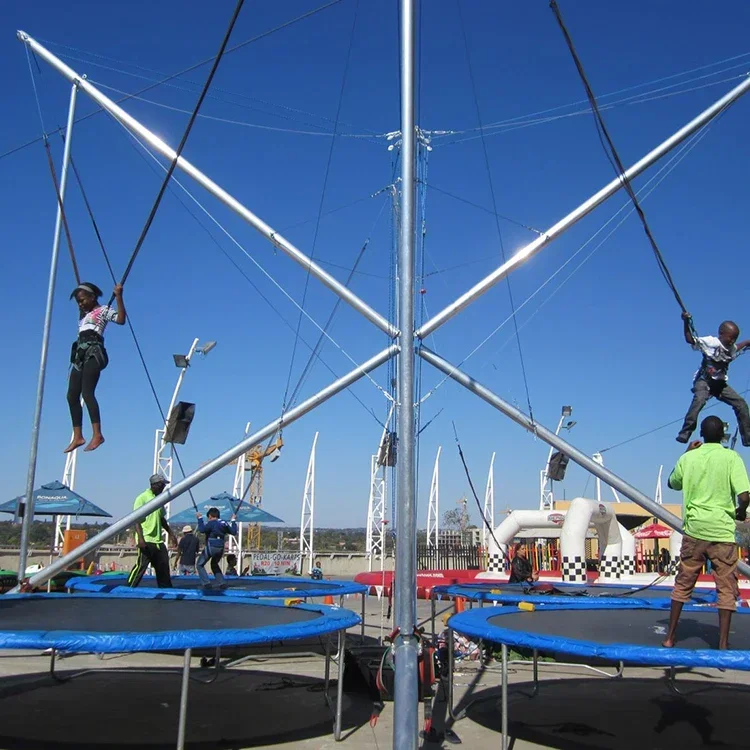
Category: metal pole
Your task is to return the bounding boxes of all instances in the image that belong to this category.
[17,344,399,591]
[18,82,79,579]
[418,345,750,579]
[501,643,509,750]
[393,0,418,747]
[416,74,750,340]
[18,31,396,339]
[176,648,191,750]
[334,628,345,741]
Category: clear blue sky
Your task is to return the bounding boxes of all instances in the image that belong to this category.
[3,1,750,529]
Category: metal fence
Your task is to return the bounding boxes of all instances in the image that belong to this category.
[416,543,482,570]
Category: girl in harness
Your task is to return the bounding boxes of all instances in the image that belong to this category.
[64,282,126,453]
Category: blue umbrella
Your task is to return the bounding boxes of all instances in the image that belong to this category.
[168,491,284,527]
[2,481,112,519]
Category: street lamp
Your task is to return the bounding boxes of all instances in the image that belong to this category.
[154,338,217,502]
[539,405,576,510]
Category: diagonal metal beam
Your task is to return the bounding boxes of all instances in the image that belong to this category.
[18,31,398,339]
[16,344,399,592]
[416,74,750,340]
[418,345,750,579]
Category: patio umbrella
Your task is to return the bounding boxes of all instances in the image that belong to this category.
[634,522,673,569]
[1,481,112,520]
[1,481,111,581]
[168,491,284,528]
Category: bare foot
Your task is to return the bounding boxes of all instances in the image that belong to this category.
[84,434,105,452]
[661,639,674,648]
[64,436,86,454]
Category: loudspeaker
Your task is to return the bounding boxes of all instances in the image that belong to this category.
[547,450,569,482]
[377,432,398,467]
[164,401,196,445]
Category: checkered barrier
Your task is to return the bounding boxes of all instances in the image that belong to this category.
[561,555,587,583]
[487,551,504,574]
[669,557,680,576]
[621,555,636,577]
[599,555,621,580]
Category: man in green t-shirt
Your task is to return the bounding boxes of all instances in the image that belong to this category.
[127,474,178,588]
[663,415,750,649]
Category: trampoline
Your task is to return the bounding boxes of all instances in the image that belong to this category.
[0,592,359,749]
[448,603,750,749]
[67,573,366,599]
[67,574,368,640]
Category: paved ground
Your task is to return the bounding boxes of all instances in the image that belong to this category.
[0,595,747,749]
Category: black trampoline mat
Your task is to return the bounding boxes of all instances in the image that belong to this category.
[486,609,750,651]
[89,577,338,592]
[0,597,318,633]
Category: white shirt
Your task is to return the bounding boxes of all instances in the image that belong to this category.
[693,335,737,382]
[78,305,118,338]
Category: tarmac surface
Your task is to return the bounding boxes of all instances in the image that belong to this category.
[0,592,747,749]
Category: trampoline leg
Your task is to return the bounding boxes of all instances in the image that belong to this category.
[334,629,345,741]
[361,594,366,643]
[324,635,332,693]
[531,649,539,697]
[501,644,509,750]
[447,628,454,716]
[430,591,436,642]
[176,649,191,750]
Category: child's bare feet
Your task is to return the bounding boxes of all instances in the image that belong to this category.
[661,639,674,648]
[64,436,86,454]
[84,434,105,452]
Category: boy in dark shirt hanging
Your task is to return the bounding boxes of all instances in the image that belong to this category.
[196,507,238,589]
[677,312,750,446]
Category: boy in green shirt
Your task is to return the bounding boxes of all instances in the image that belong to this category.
[663,416,750,649]
[127,474,178,588]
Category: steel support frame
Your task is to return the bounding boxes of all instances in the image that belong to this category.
[417,346,750,579]
[426,446,441,549]
[18,344,399,591]
[300,432,319,575]
[416,74,750,340]
[392,0,419,747]
[17,31,396,339]
[18,82,79,578]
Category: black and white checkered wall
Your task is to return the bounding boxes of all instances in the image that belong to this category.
[561,555,587,583]
[621,555,636,577]
[487,552,504,574]
[599,555,621,580]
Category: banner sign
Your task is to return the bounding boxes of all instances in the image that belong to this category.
[250,552,302,576]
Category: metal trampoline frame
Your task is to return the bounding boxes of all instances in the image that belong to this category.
[448,604,750,749]
[0,594,355,749]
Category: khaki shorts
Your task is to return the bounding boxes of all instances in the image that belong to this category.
[672,535,738,611]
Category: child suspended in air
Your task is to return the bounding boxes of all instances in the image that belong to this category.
[676,312,750,447]
[65,283,126,453]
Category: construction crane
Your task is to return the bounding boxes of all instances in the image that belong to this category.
[231,433,284,550]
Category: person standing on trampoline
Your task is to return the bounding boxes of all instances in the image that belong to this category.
[128,474,178,589]
[196,507,237,589]
[663,415,750,649]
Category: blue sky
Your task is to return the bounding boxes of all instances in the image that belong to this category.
[3,1,750,529]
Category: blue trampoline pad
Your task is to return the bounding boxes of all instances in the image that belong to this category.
[0,592,359,653]
[435,582,715,608]
[449,604,750,671]
[67,575,366,599]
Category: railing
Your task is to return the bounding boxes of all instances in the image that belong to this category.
[416,543,482,570]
